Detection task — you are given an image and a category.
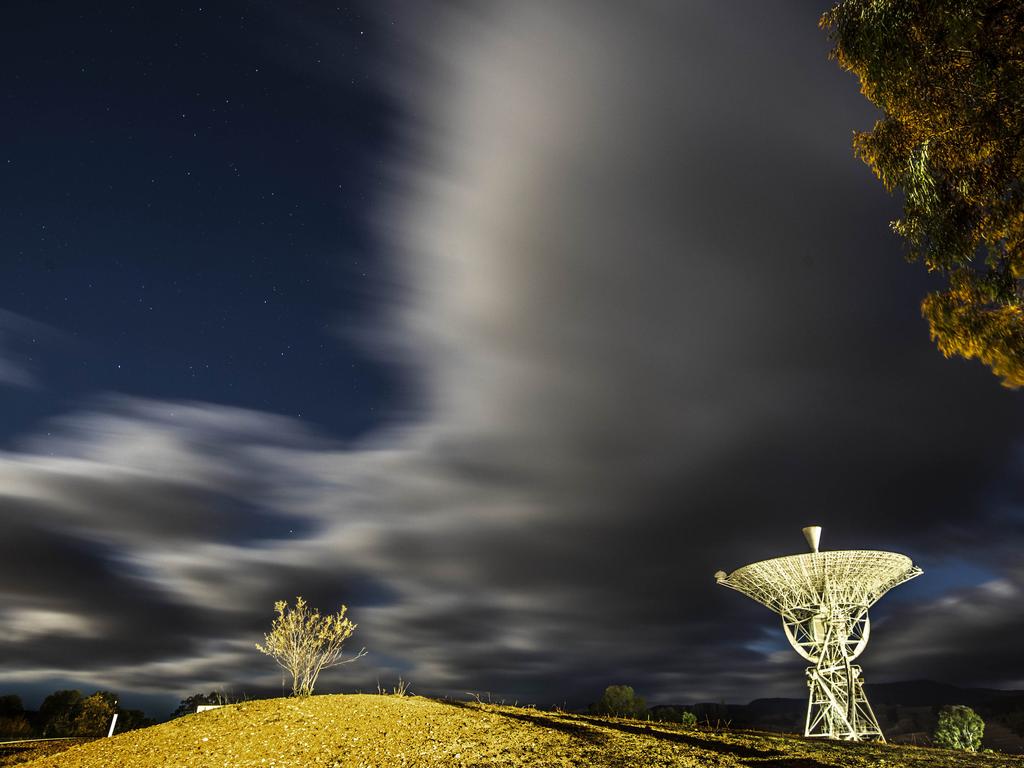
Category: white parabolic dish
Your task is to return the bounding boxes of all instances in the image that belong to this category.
[717,550,920,614]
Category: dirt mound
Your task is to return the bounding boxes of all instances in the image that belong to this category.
[19,694,1024,767]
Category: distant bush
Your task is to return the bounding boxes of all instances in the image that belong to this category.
[0,715,33,739]
[652,707,697,726]
[170,691,233,719]
[590,685,647,718]
[377,678,411,697]
[933,705,984,752]
[115,707,154,732]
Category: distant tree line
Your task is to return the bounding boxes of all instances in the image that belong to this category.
[0,690,152,739]
[586,683,1017,751]
[589,685,697,726]
[169,691,242,719]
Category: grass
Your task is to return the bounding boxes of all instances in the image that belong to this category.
[14,694,1024,767]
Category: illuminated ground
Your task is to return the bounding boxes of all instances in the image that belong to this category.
[14,694,1024,767]
[0,740,90,767]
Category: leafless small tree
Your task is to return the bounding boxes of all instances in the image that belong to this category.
[256,596,366,696]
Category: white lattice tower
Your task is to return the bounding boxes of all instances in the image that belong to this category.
[715,527,922,742]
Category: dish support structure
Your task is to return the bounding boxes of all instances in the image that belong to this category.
[783,604,883,741]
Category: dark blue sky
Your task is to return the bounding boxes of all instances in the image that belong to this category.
[1,2,399,442]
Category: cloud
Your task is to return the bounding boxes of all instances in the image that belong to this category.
[3,0,1024,713]
[869,566,1024,690]
[2,609,101,644]
[354,0,1024,699]
[0,309,48,388]
[0,359,32,388]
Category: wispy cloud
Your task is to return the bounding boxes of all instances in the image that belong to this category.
[0,309,49,388]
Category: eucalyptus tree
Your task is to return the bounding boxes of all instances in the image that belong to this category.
[822,0,1024,385]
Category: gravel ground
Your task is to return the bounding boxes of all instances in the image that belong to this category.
[0,739,92,767]
[17,694,1024,768]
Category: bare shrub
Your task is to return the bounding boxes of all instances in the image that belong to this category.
[255,596,366,696]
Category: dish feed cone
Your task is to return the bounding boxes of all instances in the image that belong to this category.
[802,526,821,553]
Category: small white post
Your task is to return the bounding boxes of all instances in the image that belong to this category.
[107,712,118,738]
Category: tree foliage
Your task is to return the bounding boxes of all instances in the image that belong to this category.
[72,692,117,736]
[39,689,82,737]
[256,596,366,697]
[0,694,32,739]
[170,691,231,719]
[115,707,154,732]
[821,0,1024,385]
[0,695,23,720]
[652,706,698,726]
[0,715,32,738]
[933,704,985,751]
[590,685,648,719]
[34,688,149,737]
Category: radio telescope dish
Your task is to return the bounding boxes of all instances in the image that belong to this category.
[716,527,921,742]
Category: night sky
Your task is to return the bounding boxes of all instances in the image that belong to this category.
[2,1,1023,718]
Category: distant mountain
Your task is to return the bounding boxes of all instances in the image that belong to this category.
[865,680,1024,708]
[694,679,1024,715]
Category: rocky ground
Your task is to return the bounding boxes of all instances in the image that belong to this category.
[0,739,92,766]
[14,694,1024,767]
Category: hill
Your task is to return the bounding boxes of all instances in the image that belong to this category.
[15,693,1024,767]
